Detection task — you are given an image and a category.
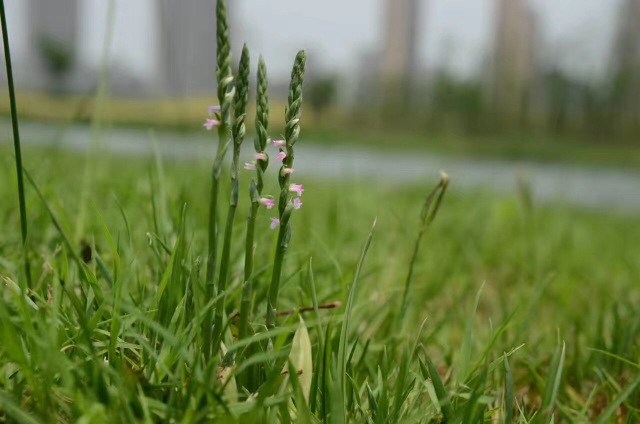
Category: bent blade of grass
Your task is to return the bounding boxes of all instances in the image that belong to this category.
[587,348,640,370]
[336,218,376,423]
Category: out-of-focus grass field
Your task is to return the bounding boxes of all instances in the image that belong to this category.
[4,90,640,168]
[1,146,639,421]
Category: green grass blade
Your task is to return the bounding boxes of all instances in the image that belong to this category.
[0,0,31,288]
[503,354,515,424]
[424,353,453,421]
[539,340,566,424]
[336,218,376,423]
[458,282,484,386]
[594,373,640,424]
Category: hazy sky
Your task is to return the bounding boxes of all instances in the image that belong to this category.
[4,0,622,82]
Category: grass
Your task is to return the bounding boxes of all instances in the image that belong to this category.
[2,0,639,421]
[0,145,639,422]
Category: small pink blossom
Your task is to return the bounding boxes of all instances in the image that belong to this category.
[293,197,302,210]
[255,152,267,161]
[260,197,275,209]
[203,118,220,130]
[273,139,285,148]
[276,151,287,160]
[270,217,280,230]
[244,162,256,171]
[289,184,304,196]
[207,105,221,115]
[281,168,295,176]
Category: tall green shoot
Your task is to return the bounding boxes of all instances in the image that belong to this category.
[239,55,271,342]
[266,50,307,330]
[212,44,250,351]
[204,0,235,360]
[0,0,31,287]
[397,171,448,331]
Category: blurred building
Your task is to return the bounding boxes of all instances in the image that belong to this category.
[379,0,422,104]
[24,0,79,92]
[611,0,640,127]
[157,1,240,98]
[490,0,539,126]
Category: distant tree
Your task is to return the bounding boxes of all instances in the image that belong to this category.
[307,75,338,119]
[37,35,74,93]
[429,71,485,134]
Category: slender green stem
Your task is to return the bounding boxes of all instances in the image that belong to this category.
[212,157,239,351]
[397,172,449,331]
[204,0,234,361]
[239,198,258,341]
[212,44,249,355]
[240,55,269,339]
[266,208,293,330]
[0,0,31,288]
[265,50,306,330]
[203,124,230,359]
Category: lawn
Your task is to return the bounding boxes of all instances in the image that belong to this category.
[1,145,639,422]
[1,0,639,420]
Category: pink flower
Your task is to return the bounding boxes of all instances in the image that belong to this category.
[207,105,221,115]
[255,152,267,161]
[276,151,287,160]
[244,162,256,171]
[273,139,285,148]
[270,217,280,230]
[289,184,304,196]
[293,197,302,210]
[281,168,295,176]
[203,118,220,130]
[260,197,275,209]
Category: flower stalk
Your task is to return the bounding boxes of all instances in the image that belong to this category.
[266,50,306,330]
[204,0,234,360]
[212,44,250,353]
[239,56,270,342]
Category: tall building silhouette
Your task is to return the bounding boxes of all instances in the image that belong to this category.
[491,0,538,125]
[381,0,421,83]
[379,0,421,106]
[611,0,640,126]
[25,0,80,91]
[157,1,240,97]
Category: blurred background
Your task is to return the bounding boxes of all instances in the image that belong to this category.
[1,0,639,209]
